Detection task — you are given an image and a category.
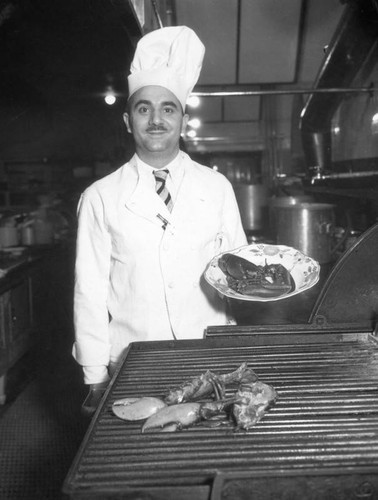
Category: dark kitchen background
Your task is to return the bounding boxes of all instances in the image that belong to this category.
[1,1,378,499]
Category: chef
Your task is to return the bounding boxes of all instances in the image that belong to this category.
[73,26,247,400]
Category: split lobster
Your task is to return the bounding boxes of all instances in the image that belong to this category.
[218,253,295,298]
[142,398,237,433]
[232,367,277,430]
[112,363,277,433]
[164,362,249,404]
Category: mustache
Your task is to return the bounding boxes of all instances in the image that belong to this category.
[146,125,167,132]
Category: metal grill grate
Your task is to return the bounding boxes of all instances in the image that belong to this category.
[63,329,378,499]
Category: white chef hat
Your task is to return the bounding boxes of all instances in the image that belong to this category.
[127,26,205,111]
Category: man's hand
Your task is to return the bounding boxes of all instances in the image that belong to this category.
[81,381,108,417]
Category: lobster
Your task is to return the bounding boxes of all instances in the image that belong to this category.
[164,362,249,404]
[218,253,295,298]
[141,398,238,433]
[232,367,277,430]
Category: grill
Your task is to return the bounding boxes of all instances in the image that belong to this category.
[63,224,378,500]
[63,328,378,500]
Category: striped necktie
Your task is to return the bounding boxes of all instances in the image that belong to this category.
[153,169,173,212]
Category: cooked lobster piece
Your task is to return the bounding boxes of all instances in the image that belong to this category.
[218,253,295,298]
[232,367,277,430]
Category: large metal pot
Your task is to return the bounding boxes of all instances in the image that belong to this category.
[0,227,19,247]
[269,195,314,237]
[233,184,268,232]
[276,202,336,263]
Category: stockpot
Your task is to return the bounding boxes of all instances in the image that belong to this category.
[275,202,336,263]
[269,195,314,237]
[233,184,268,232]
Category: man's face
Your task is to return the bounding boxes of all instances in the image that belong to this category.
[123,86,189,166]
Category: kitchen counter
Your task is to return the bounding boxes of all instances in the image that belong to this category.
[0,241,73,282]
[0,248,41,289]
[0,242,75,403]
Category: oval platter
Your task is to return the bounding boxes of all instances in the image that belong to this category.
[204,243,320,302]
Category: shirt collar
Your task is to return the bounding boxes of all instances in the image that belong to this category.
[135,152,184,191]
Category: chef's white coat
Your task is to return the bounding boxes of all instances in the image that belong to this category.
[73,151,247,384]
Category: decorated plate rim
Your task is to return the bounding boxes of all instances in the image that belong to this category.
[204,243,321,302]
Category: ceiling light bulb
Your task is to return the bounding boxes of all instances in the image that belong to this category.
[187,95,201,108]
[105,93,116,105]
[187,129,197,138]
[372,112,378,134]
[188,118,201,129]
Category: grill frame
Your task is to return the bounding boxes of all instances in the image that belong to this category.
[63,325,378,500]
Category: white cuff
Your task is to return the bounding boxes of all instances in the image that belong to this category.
[83,365,110,385]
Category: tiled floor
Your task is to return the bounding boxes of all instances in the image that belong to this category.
[0,328,88,500]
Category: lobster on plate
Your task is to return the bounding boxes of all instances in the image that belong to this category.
[218,253,295,298]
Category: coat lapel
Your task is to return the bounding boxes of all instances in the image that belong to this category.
[123,156,171,226]
[172,154,207,221]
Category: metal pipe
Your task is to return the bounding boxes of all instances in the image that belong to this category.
[192,87,374,97]
[311,170,378,185]
[165,0,176,26]
[150,0,163,28]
